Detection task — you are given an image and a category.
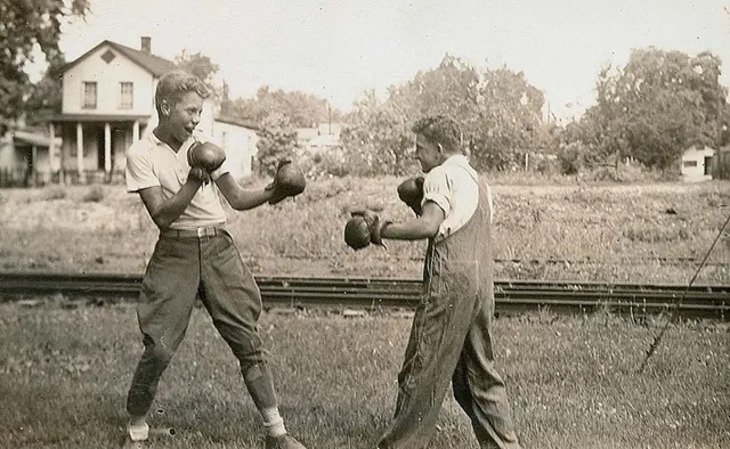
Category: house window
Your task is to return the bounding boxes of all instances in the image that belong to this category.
[683,160,697,168]
[82,82,97,109]
[120,82,133,109]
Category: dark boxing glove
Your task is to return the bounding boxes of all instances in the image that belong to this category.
[397,176,425,216]
[344,215,372,250]
[188,141,226,172]
[350,210,390,248]
[266,158,307,205]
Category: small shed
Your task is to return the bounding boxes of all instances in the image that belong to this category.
[680,145,715,182]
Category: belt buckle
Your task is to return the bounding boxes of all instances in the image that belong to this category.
[197,228,205,238]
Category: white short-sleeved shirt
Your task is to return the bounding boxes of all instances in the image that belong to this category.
[422,154,492,241]
[125,131,232,230]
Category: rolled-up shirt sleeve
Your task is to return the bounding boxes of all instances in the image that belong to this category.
[210,157,231,181]
[125,145,159,193]
[422,169,452,217]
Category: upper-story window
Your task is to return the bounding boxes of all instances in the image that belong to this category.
[120,82,134,109]
[82,82,97,109]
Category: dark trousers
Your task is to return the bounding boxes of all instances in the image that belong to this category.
[126,231,278,416]
[378,289,520,449]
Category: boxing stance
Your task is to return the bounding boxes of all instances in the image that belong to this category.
[346,115,522,449]
[123,70,305,449]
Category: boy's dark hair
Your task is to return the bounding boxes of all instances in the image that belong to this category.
[155,70,211,116]
[411,115,462,153]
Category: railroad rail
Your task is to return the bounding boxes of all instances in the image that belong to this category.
[0,271,728,319]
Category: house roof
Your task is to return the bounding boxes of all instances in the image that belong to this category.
[63,40,176,77]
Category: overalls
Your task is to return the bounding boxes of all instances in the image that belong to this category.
[379,177,521,449]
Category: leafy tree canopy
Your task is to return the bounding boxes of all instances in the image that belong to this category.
[222,85,343,129]
[340,55,553,175]
[569,47,729,169]
[174,50,219,85]
[0,0,89,127]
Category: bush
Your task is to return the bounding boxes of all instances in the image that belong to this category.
[297,148,351,179]
[44,187,67,201]
[82,186,105,203]
[557,142,586,175]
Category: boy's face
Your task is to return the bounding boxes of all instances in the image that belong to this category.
[161,91,204,142]
[415,133,441,173]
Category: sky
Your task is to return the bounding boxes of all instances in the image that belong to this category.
[44,0,730,122]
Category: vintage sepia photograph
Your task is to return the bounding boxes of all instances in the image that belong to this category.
[1,1,729,448]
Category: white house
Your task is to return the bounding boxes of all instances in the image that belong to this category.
[680,145,715,182]
[48,37,258,183]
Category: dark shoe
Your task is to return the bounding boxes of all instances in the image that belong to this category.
[265,433,307,449]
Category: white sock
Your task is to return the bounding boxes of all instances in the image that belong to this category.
[261,407,287,437]
[127,421,149,441]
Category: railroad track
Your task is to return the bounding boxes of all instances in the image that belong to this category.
[1,271,728,319]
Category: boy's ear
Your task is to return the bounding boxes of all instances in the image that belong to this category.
[160,100,170,116]
[437,143,444,153]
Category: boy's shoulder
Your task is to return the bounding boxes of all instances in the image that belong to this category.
[127,134,156,157]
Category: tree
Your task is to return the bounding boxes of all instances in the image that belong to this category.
[339,55,550,174]
[224,86,342,128]
[470,67,546,170]
[255,113,298,176]
[339,91,415,176]
[570,48,730,169]
[25,54,66,125]
[0,0,89,127]
[173,50,219,85]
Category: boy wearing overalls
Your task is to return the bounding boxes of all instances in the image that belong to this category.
[360,115,522,449]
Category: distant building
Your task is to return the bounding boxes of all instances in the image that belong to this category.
[0,128,62,186]
[680,145,715,182]
[47,37,257,184]
[295,122,343,156]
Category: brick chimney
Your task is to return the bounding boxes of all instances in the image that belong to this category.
[140,36,151,54]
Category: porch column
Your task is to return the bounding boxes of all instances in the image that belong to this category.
[31,145,38,186]
[132,120,140,142]
[48,123,56,176]
[76,122,84,183]
[104,122,112,174]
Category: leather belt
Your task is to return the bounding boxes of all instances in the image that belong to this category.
[161,227,225,238]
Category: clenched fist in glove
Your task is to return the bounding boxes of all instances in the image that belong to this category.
[188,141,226,172]
[188,167,211,184]
[397,176,425,216]
[266,158,306,205]
[344,215,372,250]
[346,210,391,249]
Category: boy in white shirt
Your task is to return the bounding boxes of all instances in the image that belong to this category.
[123,70,305,449]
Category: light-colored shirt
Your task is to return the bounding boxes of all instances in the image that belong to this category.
[125,131,231,230]
[422,154,492,241]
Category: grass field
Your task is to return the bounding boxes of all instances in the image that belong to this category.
[1,176,729,284]
[0,300,728,449]
[1,176,729,448]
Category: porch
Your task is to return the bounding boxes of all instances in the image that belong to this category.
[49,114,150,184]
